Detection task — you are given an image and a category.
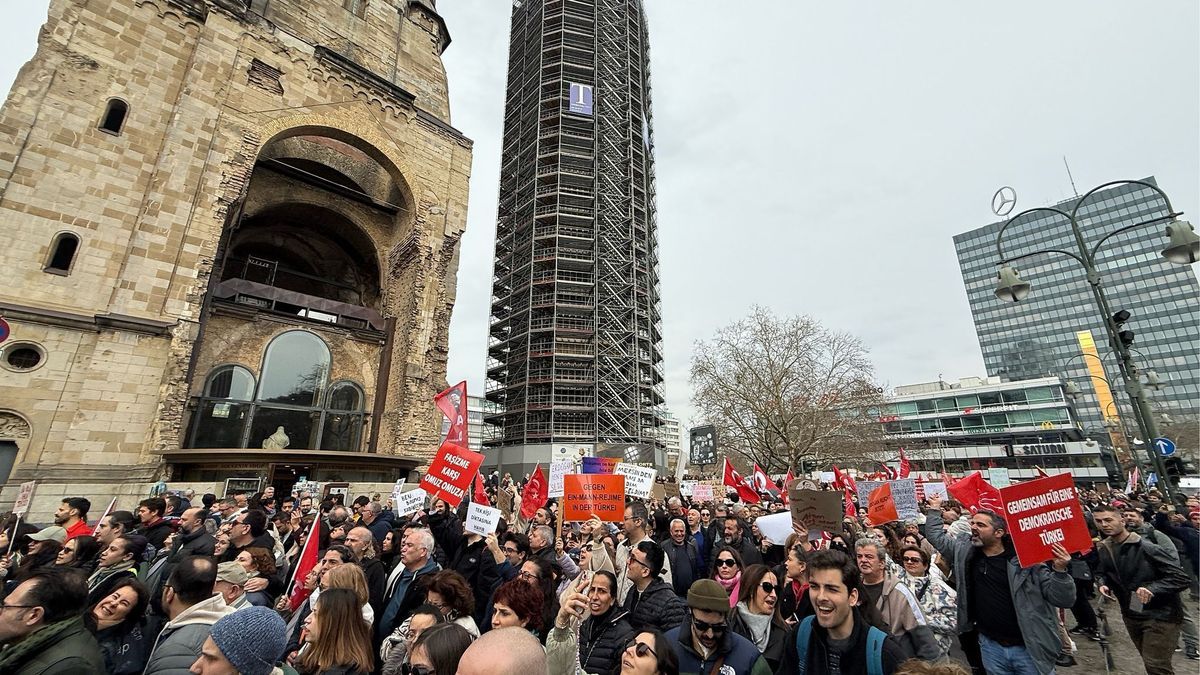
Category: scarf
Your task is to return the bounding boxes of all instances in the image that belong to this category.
[0,616,85,671]
[88,560,135,590]
[735,602,773,651]
[716,571,741,607]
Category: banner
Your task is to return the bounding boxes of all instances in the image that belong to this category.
[652,483,666,501]
[563,474,625,522]
[754,512,793,543]
[548,460,573,499]
[419,441,484,508]
[866,483,900,525]
[789,488,842,534]
[1000,473,1092,567]
[689,425,717,465]
[465,501,502,536]
[582,456,620,474]
[395,488,428,517]
[890,479,920,520]
[692,483,714,502]
[434,381,469,450]
[615,463,656,500]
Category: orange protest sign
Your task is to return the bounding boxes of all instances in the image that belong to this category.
[563,474,626,522]
[867,482,899,525]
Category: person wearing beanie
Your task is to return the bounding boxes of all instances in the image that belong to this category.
[664,579,771,675]
[191,606,294,675]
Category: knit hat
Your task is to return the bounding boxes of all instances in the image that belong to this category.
[209,606,288,675]
[28,526,67,544]
[216,561,249,586]
[687,579,730,613]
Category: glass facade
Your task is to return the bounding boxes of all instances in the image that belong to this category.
[954,178,1200,438]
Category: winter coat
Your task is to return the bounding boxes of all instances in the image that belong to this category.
[365,510,396,544]
[623,577,686,634]
[710,535,763,568]
[143,593,235,675]
[544,608,636,675]
[171,528,216,560]
[777,580,813,624]
[1154,511,1199,570]
[665,616,772,675]
[377,558,439,639]
[359,557,388,616]
[615,536,674,599]
[866,574,942,660]
[896,570,957,654]
[138,519,176,554]
[776,608,908,675]
[660,538,701,597]
[1095,531,1190,623]
[0,616,107,675]
[96,618,159,675]
[728,602,791,672]
[925,510,1075,675]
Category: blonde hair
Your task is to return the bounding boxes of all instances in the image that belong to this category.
[322,562,369,607]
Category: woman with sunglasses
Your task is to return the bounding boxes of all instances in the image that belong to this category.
[404,622,473,675]
[56,534,101,573]
[620,629,679,675]
[728,564,791,671]
[710,546,744,608]
[895,545,957,655]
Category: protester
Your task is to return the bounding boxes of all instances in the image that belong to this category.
[624,540,687,634]
[56,533,101,573]
[617,503,674,597]
[143,556,233,673]
[190,605,290,675]
[663,578,770,674]
[855,538,941,659]
[380,604,446,674]
[457,626,547,675]
[621,629,680,675]
[95,510,137,548]
[88,534,147,605]
[725,563,790,671]
[547,570,636,675]
[137,498,175,552]
[710,545,745,608]
[714,515,763,568]
[378,527,440,640]
[778,544,814,624]
[490,578,543,635]
[661,518,701,598]
[895,545,957,655]
[296,587,374,675]
[406,622,474,675]
[0,567,106,674]
[87,576,154,674]
[424,569,480,637]
[54,497,92,541]
[5,526,64,586]
[427,505,498,626]
[344,526,387,615]
[236,547,279,606]
[214,561,253,612]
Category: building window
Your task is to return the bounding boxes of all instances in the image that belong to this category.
[99,99,128,135]
[44,232,80,275]
[2,343,45,372]
[257,331,330,407]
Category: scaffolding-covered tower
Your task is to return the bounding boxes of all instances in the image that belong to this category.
[486,0,664,471]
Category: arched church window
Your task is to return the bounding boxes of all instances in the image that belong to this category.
[204,365,256,400]
[321,381,366,451]
[256,330,330,406]
[189,365,257,449]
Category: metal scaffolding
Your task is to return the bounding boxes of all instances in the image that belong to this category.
[486,0,664,450]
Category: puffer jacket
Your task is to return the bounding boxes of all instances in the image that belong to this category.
[925,510,1075,675]
[544,608,636,675]
[143,593,235,674]
[1095,531,1190,623]
[623,577,686,634]
[665,617,772,675]
[868,574,941,660]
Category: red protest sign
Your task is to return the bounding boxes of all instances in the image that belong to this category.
[563,474,625,522]
[1000,473,1092,568]
[866,483,899,525]
[420,441,484,508]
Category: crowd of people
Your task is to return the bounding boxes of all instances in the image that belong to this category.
[0,476,1194,675]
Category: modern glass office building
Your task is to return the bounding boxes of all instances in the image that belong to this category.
[955,178,1199,452]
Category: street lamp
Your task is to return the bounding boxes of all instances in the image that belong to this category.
[993,179,1189,499]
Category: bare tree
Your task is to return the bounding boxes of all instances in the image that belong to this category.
[689,307,888,474]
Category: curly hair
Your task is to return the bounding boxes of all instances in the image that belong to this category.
[425,570,475,621]
[241,546,276,576]
[492,578,544,632]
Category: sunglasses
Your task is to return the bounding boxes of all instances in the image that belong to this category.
[760,582,777,594]
[692,617,728,634]
[402,664,432,675]
[715,558,738,568]
[902,556,924,564]
[626,640,658,658]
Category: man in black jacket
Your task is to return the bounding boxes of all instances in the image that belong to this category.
[1094,504,1190,675]
[662,518,700,598]
[136,497,175,553]
[345,526,387,615]
[623,540,686,634]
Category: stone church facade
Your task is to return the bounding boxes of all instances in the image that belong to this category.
[0,0,470,515]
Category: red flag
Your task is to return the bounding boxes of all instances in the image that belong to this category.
[898,449,911,478]
[520,465,548,520]
[879,463,897,480]
[781,469,795,505]
[723,458,761,504]
[434,381,469,450]
[946,471,1003,513]
[843,488,858,518]
[473,472,491,506]
[832,465,858,495]
[752,463,780,499]
[287,516,322,611]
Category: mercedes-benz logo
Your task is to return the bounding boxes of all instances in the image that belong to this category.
[991,186,1017,217]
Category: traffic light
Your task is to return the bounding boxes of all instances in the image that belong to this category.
[1112,310,1135,347]
[1164,456,1195,477]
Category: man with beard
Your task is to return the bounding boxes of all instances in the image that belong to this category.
[54,497,92,541]
[344,526,387,615]
[664,579,770,675]
[777,550,907,674]
[712,515,762,567]
[1122,506,1199,660]
[547,570,636,674]
[616,503,674,598]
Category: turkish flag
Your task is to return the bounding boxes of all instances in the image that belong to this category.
[723,458,760,504]
[520,465,548,520]
[473,471,491,506]
[286,516,322,611]
[832,465,857,495]
[843,488,858,518]
[947,471,1003,513]
[781,470,795,505]
[435,381,469,450]
[752,464,780,499]
[898,449,911,478]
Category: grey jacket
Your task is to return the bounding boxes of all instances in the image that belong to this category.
[143,593,235,675]
[925,510,1076,675]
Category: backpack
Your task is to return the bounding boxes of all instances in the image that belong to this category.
[795,615,885,675]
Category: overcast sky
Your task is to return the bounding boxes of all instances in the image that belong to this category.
[4,2,1197,427]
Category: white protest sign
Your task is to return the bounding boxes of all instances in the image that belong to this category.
[754,512,793,543]
[465,501,502,536]
[890,478,920,519]
[394,487,428,516]
[987,467,1012,489]
[856,480,886,506]
[390,480,406,506]
[819,471,836,485]
[615,463,657,500]
[13,481,36,517]
[679,480,696,497]
[923,482,947,502]
[548,460,573,499]
[692,483,714,502]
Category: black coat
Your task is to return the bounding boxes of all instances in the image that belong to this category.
[660,538,700,597]
[360,557,388,616]
[1096,532,1190,622]
[728,605,792,672]
[623,577,686,634]
[95,617,160,675]
[579,608,636,675]
[138,519,175,554]
[777,581,814,624]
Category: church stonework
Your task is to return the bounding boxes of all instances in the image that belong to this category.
[0,0,470,516]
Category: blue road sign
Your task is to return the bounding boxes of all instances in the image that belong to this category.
[1154,437,1176,457]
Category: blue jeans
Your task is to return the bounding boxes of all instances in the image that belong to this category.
[978,634,1046,675]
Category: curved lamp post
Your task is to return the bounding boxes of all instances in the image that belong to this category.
[993,179,1192,499]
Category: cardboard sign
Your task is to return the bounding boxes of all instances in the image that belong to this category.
[692,483,714,502]
[789,488,842,534]
[890,479,920,520]
[922,481,947,502]
[497,488,514,516]
[12,481,35,517]
[420,441,484,508]
[652,483,667,500]
[465,501,502,536]
[1000,473,1092,568]
[548,460,573,499]
[664,482,681,499]
[582,457,621,474]
[563,474,626,522]
[615,463,656,499]
[866,483,900,525]
[395,488,428,517]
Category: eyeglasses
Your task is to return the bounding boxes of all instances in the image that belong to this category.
[0,599,36,611]
[902,556,924,564]
[691,617,728,634]
[629,556,651,570]
[625,639,658,658]
[518,570,539,581]
[503,546,520,554]
[760,582,777,594]
[715,558,738,568]
[701,512,710,517]
[402,664,433,675]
